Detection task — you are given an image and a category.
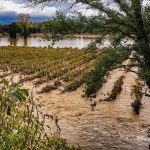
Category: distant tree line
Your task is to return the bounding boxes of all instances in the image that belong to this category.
[0,23,40,37]
[0,13,41,39]
[41,12,102,34]
[0,13,102,40]
[38,12,103,43]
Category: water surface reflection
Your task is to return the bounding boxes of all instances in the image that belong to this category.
[0,37,93,49]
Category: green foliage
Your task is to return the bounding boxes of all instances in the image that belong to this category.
[40,12,101,42]
[85,47,130,97]
[0,80,79,149]
[140,69,150,88]
[131,81,143,114]
[9,22,17,39]
[2,13,87,38]
[0,16,40,37]
[17,13,31,38]
[106,76,124,101]
[2,79,28,103]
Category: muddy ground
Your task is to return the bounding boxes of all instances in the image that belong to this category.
[3,66,150,150]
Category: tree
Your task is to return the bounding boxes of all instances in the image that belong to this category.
[27,0,150,89]
[9,22,17,39]
[17,13,31,39]
[28,1,149,57]
[40,12,100,43]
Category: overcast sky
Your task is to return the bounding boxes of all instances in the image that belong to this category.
[1,0,150,24]
[0,0,102,24]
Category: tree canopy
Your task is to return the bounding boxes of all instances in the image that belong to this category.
[27,0,150,90]
[40,12,102,43]
[27,0,150,54]
[17,13,32,39]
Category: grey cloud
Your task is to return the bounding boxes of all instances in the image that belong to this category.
[0,11,17,24]
[10,0,27,4]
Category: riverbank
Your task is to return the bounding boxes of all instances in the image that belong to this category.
[0,33,99,39]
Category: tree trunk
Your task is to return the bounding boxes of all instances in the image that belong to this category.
[24,25,27,39]
[9,24,16,39]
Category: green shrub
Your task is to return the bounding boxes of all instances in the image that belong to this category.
[0,80,79,150]
[106,76,124,101]
[141,69,150,88]
[131,81,143,115]
[85,47,130,97]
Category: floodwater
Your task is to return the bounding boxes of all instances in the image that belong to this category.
[3,66,150,150]
[0,36,95,49]
[0,37,148,149]
[39,68,150,150]
[0,36,134,49]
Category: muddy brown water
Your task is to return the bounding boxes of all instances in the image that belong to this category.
[0,36,112,49]
[0,37,93,49]
[3,65,150,150]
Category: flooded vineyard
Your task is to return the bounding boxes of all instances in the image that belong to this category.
[0,46,150,150]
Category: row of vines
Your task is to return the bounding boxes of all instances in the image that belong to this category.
[0,46,101,94]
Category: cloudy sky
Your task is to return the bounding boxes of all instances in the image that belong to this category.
[0,0,101,24]
[1,0,149,24]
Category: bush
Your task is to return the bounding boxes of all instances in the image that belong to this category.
[106,76,124,101]
[85,47,130,97]
[131,81,143,115]
[141,69,150,88]
[0,80,79,150]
